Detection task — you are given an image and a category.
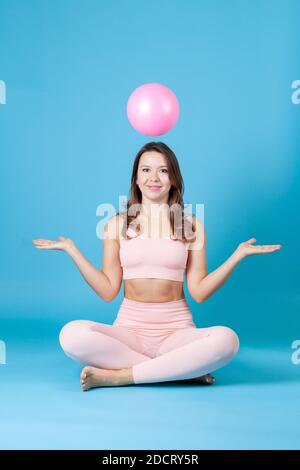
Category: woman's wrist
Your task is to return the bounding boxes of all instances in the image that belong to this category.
[65,241,78,257]
[232,248,245,263]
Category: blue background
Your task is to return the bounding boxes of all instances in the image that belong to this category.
[0,0,299,450]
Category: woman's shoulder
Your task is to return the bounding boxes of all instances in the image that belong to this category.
[184,213,203,228]
[184,214,205,250]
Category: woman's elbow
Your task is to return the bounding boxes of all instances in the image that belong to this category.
[191,293,207,303]
[102,294,115,302]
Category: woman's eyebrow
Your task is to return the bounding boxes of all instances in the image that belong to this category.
[141,165,168,168]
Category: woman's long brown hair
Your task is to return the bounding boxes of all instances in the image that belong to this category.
[117,141,196,243]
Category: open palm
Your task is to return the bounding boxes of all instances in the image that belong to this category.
[237,238,282,258]
[32,236,74,252]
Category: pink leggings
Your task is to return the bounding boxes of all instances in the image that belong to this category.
[59,297,240,384]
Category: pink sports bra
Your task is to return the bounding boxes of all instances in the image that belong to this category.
[119,230,188,282]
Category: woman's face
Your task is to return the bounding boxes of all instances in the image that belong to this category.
[136,151,172,205]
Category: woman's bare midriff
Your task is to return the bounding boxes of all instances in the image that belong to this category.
[123,278,185,303]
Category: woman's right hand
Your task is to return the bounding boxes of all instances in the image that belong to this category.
[32,236,76,254]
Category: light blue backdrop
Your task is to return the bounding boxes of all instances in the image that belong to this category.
[1,0,299,343]
[1,0,300,451]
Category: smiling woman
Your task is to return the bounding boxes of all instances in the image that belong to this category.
[54,141,239,390]
[33,141,281,391]
[122,141,197,245]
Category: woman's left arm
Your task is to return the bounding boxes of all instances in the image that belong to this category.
[186,219,282,303]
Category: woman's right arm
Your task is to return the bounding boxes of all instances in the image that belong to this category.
[32,216,123,302]
[66,238,122,302]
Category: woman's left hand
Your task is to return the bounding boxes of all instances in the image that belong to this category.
[235,238,282,260]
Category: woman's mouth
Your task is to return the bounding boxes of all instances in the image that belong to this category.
[146,186,162,191]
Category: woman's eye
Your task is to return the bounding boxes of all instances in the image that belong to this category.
[142,168,168,173]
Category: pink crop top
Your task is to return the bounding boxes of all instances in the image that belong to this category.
[119,233,188,282]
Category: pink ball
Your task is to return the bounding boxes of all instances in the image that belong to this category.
[126,83,180,136]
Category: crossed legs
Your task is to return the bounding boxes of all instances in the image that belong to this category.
[59,320,240,390]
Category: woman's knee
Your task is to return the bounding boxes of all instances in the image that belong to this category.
[214,326,240,358]
[59,320,91,354]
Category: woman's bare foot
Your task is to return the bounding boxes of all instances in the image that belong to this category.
[184,373,216,385]
[80,366,134,391]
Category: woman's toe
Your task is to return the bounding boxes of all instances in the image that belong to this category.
[80,366,90,381]
[206,374,215,384]
[190,373,216,385]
